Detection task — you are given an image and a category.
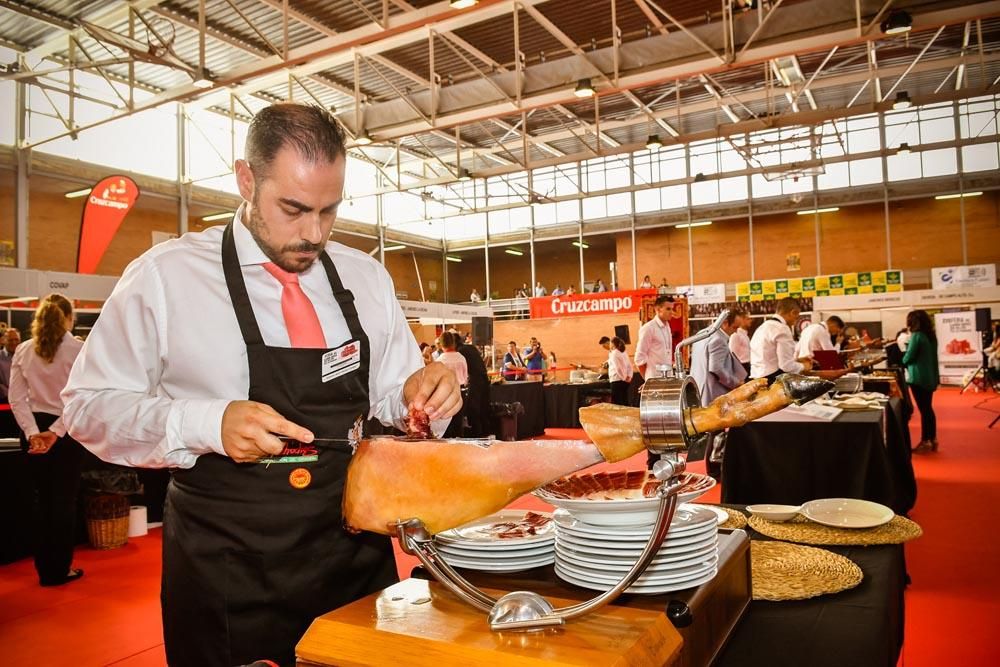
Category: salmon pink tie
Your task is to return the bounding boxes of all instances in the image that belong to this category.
[262,262,326,348]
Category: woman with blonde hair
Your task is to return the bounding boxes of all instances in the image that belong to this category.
[9,293,86,586]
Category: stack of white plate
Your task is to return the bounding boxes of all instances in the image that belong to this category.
[434,510,556,573]
[553,505,720,594]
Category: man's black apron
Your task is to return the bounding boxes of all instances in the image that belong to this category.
[162,223,397,667]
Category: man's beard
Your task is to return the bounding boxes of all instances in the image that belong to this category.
[245,198,323,273]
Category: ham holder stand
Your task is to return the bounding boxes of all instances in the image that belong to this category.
[392,311,731,632]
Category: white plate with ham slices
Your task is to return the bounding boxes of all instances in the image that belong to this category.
[535,471,717,526]
[435,510,555,549]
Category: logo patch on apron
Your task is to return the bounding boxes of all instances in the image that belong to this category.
[289,467,312,489]
[258,443,319,465]
[322,340,361,382]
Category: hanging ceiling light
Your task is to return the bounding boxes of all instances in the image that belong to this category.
[457,167,472,181]
[646,135,663,150]
[505,248,524,256]
[574,78,595,98]
[796,207,840,215]
[383,244,407,251]
[897,142,912,155]
[881,10,913,35]
[202,211,235,222]
[892,91,912,110]
[676,221,712,228]
[64,187,92,199]
[450,0,478,9]
[572,241,589,249]
[446,255,463,263]
[191,69,213,89]
[935,192,982,200]
[355,130,374,146]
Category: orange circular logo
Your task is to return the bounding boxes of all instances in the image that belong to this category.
[288,467,312,489]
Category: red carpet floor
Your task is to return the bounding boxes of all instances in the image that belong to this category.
[0,387,996,666]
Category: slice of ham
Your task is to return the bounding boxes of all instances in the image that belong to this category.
[403,407,432,439]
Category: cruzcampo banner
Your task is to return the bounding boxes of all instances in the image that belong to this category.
[77,175,140,274]
[737,270,903,301]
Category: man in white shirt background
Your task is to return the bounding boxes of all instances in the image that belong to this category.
[728,310,752,375]
[749,297,813,383]
[61,104,461,667]
[797,315,845,362]
[533,281,547,297]
[634,295,675,379]
[0,327,21,403]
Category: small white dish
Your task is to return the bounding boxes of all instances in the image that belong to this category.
[801,498,894,529]
[746,504,802,522]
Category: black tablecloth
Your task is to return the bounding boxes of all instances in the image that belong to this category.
[0,446,35,564]
[722,398,916,514]
[717,508,906,667]
[489,381,545,439]
[542,381,611,428]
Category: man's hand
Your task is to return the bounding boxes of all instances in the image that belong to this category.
[221,401,314,463]
[403,363,462,421]
[797,357,814,371]
[27,431,58,455]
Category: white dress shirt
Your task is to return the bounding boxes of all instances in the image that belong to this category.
[634,315,673,379]
[796,322,837,358]
[750,317,804,378]
[10,334,83,437]
[728,327,751,364]
[436,351,468,386]
[607,348,633,382]
[62,210,425,469]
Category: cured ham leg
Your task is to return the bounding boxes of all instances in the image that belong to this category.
[344,438,606,535]
[576,373,833,460]
[343,373,832,535]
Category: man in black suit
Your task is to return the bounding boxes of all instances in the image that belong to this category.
[456,338,491,437]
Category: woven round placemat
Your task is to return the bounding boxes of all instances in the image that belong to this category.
[748,514,922,545]
[751,540,863,601]
[719,507,748,531]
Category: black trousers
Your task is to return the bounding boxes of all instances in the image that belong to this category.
[20,412,85,584]
[611,380,630,406]
[909,385,937,442]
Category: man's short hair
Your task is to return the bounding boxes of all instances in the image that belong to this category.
[508,340,517,346]
[598,336,611,345]
[724,310,740,326]
[654,295,674,306]
[826,315,845,328]
[246,103,347,180]
[775,297,801,314]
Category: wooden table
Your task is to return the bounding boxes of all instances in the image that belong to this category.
[297,579,683,666]
[297,531,751,667]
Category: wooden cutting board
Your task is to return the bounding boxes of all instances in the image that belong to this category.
[296,578,683,666]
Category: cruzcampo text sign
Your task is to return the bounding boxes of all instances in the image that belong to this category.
[529,289,657,319]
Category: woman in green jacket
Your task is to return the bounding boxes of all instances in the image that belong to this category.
[902,310,940,453]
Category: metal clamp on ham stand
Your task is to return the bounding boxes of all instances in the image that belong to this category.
[391,312,732,632]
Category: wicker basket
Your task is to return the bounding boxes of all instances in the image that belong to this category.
[86,494,130,550]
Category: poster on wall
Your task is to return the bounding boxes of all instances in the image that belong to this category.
[77,175,140,274]
[736,270,903,301]
[931,264,997,290]
[674,283,726,304]
[934,311,983,385]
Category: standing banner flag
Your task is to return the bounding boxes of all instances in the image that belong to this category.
[77,175,140,274]
[934,311,982,385]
